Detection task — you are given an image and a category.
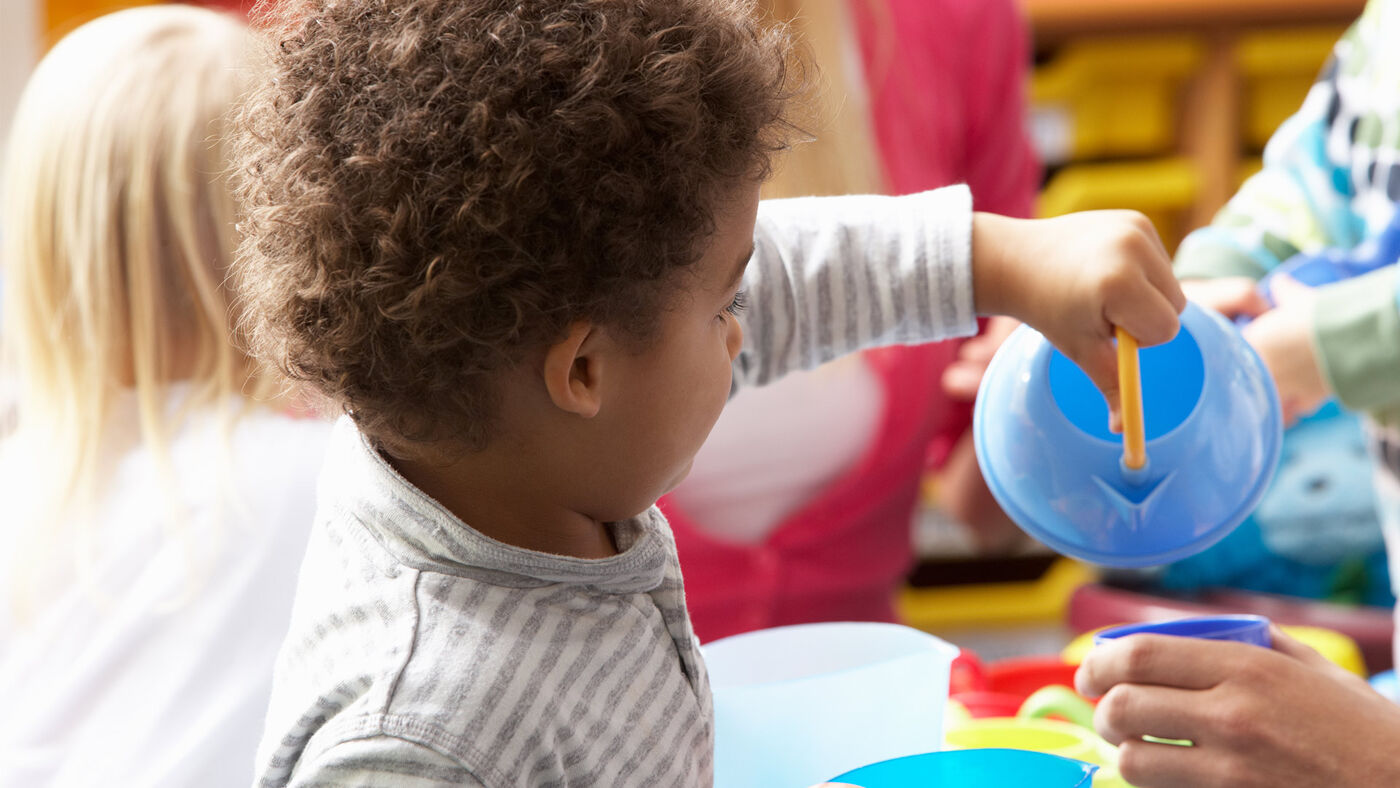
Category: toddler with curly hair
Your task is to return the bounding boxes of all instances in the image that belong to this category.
[234,0,1184,784]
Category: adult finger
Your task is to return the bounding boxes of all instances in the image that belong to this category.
[1115,737,1236,788]
[1094,684,1205,745]
[1267,625,1334,671]
[1076,635,1244,698]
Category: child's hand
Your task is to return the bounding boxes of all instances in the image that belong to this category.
[1241,274,1330,424]
[971,210,1186,429]
[1181,276,1271,321]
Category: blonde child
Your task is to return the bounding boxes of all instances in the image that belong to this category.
[235,1,1183,784]
[0,7,330,786]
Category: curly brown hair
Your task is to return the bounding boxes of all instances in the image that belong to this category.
[233,0,795,456]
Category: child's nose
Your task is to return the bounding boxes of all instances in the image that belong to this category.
[725,315,744,360]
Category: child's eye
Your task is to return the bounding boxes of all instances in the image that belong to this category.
[723,289,747,317]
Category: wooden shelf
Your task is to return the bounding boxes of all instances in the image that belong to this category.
[1023,0,1366,39]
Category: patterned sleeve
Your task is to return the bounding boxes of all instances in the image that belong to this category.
[732,185,976,392]
[1175,20,1368,281]
[284,736,487,788]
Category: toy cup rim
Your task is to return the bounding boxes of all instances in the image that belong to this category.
[703,621,958,692]
[1092,614,1271,645]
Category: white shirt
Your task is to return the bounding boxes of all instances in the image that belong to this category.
[0,397,332,788]
[671,355,885,543]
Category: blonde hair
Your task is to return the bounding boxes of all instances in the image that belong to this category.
[760,0,891,198]
[1,6,272,609]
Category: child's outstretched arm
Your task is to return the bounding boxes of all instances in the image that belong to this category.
[733,187,1183,426]
[733,185,979,390]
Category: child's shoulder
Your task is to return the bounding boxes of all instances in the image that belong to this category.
[268,557,707,785]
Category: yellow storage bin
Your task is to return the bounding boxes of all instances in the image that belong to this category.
[1237,27,1346,150]
[898,557,1095,630]
[1031,36,1203,164]
[1037,157,1199,245]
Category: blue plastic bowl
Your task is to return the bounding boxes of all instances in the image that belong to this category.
[1092,615,1272,647]
[973,301,1283,568]
[831,748,1097,787]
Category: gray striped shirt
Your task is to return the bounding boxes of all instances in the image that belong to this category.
[253,187,976,788]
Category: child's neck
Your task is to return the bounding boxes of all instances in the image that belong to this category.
[389,448,620,559]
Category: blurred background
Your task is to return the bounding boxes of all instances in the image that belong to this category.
[0,0,1384,667]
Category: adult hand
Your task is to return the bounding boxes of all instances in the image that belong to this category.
[941,316,1021,402]
[1240,274,1331,424]
[971,210,1185,432]
[1075,627,1400,787]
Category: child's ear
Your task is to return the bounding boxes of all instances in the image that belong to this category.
[542,321,603,418]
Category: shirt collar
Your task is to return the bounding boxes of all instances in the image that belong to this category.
[320,416,670,593]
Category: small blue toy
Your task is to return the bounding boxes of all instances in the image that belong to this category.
[831,748,1097,788]
[974,302,1282,568]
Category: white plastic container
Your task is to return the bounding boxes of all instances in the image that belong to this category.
[704,622,958,788]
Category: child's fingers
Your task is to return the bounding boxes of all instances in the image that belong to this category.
[1268,273,1316,308]
[1067,339,1122,432]
[1116,211,1184,314]
[1106,286,1180,348]
[1181,277,1268,319]
[1138,246,1188,316]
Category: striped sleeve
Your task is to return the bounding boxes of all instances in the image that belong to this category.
[733,185,976,391]
[286,736,485,788]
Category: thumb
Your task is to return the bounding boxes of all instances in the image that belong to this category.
[1070,340,1123,433]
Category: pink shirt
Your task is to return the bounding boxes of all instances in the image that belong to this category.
[661,0,1039,644]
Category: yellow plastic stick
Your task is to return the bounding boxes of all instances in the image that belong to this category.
[1117,327,1147,470]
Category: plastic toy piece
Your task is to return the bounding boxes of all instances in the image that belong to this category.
[974,302,1282,567]
[704,622,957,788]
[1092,614,1272,647]
[831,748,1097,788]
[1116,327,1146,471]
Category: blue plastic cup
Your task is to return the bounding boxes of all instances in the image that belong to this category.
[1092,615,1273,648]
[973,301,1283,567]
[829,748,1097,787]
[704,622,958,788]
